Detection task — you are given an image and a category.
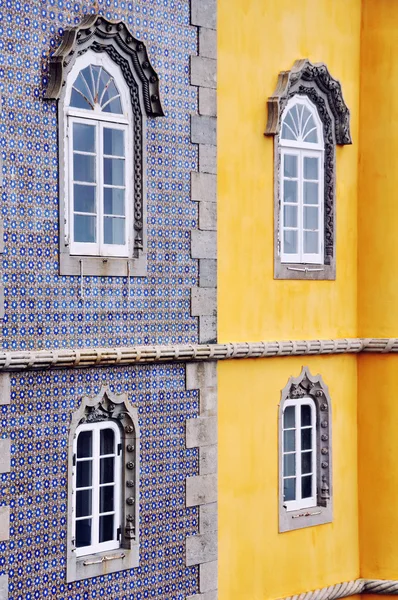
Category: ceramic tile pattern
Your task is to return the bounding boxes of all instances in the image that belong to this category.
[0,0,202,597]
[0,0,199,351]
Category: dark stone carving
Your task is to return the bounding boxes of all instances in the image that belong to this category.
[43,14,163,117]
[268,60,351,278]
[283,367,332,511]
[265,58,351,145]
[43,15,164,258]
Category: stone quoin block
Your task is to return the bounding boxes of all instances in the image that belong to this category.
[192,116,217,145]
[191,172,217,203]
[200,502,218,534]
[199,445,217,475]
[186,473,217,507]
[191,288,217,316]
[191,230,217,259]
[199,144,217,174]
[199,28,217,59]
[186,530,217,566]
[200,560,218,593]
[191,0,216,29]
[191,56,217,89]
[186,416,217,448]
[0,439,10,473]
[199,259,217,288]
[199,316,217,344]
[199,202,217,231]
[199,88,217,117]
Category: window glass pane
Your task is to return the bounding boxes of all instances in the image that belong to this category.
[283,429,295,452]
[301,451,313,475]
[283,478,296,502]
[302,117,318,143]
[301,405,312,427]
[103,97,123,114]
[74,215,96,244]
[100,457,115,484]
[74,154,96,183]
[104,128,125,157]
[76,489,92,518]
[74,184,96,214]
[283,180,298,203]
[76,460,92,488]
[281,123,296,141]
[99,515,114,543]
[304,157,319,180]
[302,475,312,499]
[77,431,92,458]
[73,123,95,153]
[304,207,319,230]
[283,405,295,429]
[104,217,126,246]
[284,155,297,178]
[283,230,298,254]
[70,88,92,110]
[283,205,297,228]
[76,518,92,548]
[304,231,319,254]
[101,80,119,109]
[304,128,318,143]
[303,182,319,204]
[285,109,299,138]
[104,188,125,216]
[104,158,125,186]
[283,453,295,477]
[100,485,114,513]
[301,428,312,451]
[100,428,115,456]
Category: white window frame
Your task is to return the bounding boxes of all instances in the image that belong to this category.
[73,420,122,557]
[282,397,316,512]
[279,95,324,265]
[64,50,133,260]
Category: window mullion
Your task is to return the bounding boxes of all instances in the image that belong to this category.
[298,151,304,262]
[312,403,317,500]
[296,403,302,502]
[92,426,100,550]
[97,123,102,255]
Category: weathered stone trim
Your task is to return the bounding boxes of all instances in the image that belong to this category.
[186,362,218,597]
[0,507,9,542]
[279,367,332,532]
[3,338,398,372]
[277,578,398,600]
[266,59,351,281]
[67,387,140,582]
[190,0,217,345]
[0,574,8,600]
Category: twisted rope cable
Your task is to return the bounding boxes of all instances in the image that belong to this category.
[278,580,366,600]
[278,579,398,600]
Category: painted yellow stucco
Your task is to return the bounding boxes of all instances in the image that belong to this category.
[216,0,372,599]
[218,0,361,343]
[218,356,359,600]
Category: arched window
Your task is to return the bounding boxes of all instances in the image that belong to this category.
[265,59,351,280]
[282,396,317,511]
[280,96,324,265]
[278,367,332,532]
[66,51,132,258]
[44,15,163,277]
[67,387,139,582]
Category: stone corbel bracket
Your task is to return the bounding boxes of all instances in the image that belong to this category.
[265,58,351,145]
[43,14,164,117]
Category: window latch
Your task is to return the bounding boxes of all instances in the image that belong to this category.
[287,267,324,273]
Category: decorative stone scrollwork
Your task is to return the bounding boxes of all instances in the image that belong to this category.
[265,58,351,145]
[279,366,332,532]
[67,386,140,582]
[43,14,163,117]
[267,59,351,280]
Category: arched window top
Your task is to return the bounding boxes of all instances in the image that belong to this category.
[70,64,123,115]
[280,96,323,147]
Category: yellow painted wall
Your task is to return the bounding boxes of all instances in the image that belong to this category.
[218,0,361,343]
[358,356,398,579]
[219,356,359,600]
[218,0,363,598]
[357,1,398,580]
[358,0,398,336]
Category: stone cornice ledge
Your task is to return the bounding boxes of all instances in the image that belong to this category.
[279,578,398,600]
[0,338,396,372]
